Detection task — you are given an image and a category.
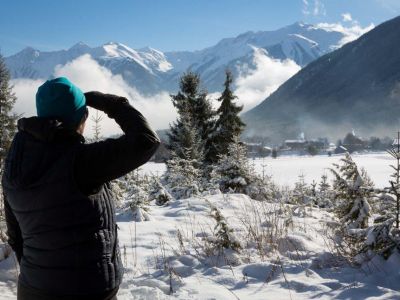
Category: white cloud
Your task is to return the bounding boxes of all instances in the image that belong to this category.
[313,0,326,16]
[302,0,310,15]
[302,0,326,16]
[234,47,301,112]
[316,22,374,47]
[341,13,353,22]
[11,78,43,118]
[12,54,176,138]
[11,53,301,138]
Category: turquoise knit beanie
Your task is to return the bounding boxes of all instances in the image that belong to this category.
[36,77,86,127]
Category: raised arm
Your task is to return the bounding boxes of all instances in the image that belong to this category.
[74,92,160,191]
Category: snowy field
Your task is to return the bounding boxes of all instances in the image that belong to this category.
[1,153,399,299]
[3,194,399,299]
[140,152,394,188]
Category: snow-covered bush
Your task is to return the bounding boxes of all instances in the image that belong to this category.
[208,204,241,253]
[316,174,334,208]
[245,177,277,202]
[149,176,173,206]
[331,153,373,230]
[212,136,257,196]
[128,192,151,222]
[125,171,151,221]
[364,219,399,258]
[164,151,201,199]
[290,174,313,205]
[361,144,400,258]
[328,153,382,261]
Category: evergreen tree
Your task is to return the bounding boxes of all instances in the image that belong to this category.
[319,174,330,193]
[383,134,400,228]
[168,106,204,167]
[125,170,152,221]
[165,150,201,199]
[192,84,216,165]
[330,153,372,229]
[91,110,103,142]
[316,174,332,208]
[165,98,204,198]
[167,72,215,164]
[0,52,17,227]
[209,204,241,253]
[212,135,253,194]
[211,70,245,163]
[148,176,173,206]
[364,134,400,258]
[292,174,311,205]
[0,52,17,171]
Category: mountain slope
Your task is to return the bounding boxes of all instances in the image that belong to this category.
[242,16,400,142]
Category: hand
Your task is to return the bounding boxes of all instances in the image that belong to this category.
[84,91,129,112]
[84,91,105,111]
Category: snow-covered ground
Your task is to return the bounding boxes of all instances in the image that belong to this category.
[1,153,399,299]
[115,194,400,299]
[1,194,399,299]
[251,152,393,188]
[141,152,393,188]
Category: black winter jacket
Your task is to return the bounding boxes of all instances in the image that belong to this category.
[1,92,160,298]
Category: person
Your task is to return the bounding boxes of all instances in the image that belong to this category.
[1,77,160,300]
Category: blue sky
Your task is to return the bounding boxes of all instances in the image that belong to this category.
[1,0,399,56]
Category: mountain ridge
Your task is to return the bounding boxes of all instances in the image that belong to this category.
[5,21,368,95]
[242,15,400,142]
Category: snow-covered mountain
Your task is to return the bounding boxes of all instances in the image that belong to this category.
[6,42,173,94]
[242,16,400,142]
[5,22,367,94]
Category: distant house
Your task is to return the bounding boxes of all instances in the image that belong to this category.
[307,139,327,150]
[334,145,348,154]
[284,138,328,152]
[244,142,262,157]
[341,132,367,153]
[243,142,272,157]
[284,139,307,151]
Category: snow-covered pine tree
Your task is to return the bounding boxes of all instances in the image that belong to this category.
[210,70,245,164]
[0,53,16,167]
[289,174,316,216]
[208,204,241,252]
[125,169,152,221]
[0,52,17,232]
[191,83,216,166]
[291,174,312,205]
[319,174,330,195]
[148,175,173,205]
[212,135,254,194]
[329,154,376,260]
[330,153,372,229]
[316,174,332,208]
[383,135,400,228]
[364,135,400,258]
[167,72,215,165]
[91,110,103,142]
[165,95,204,198]
[165,149,201,199]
